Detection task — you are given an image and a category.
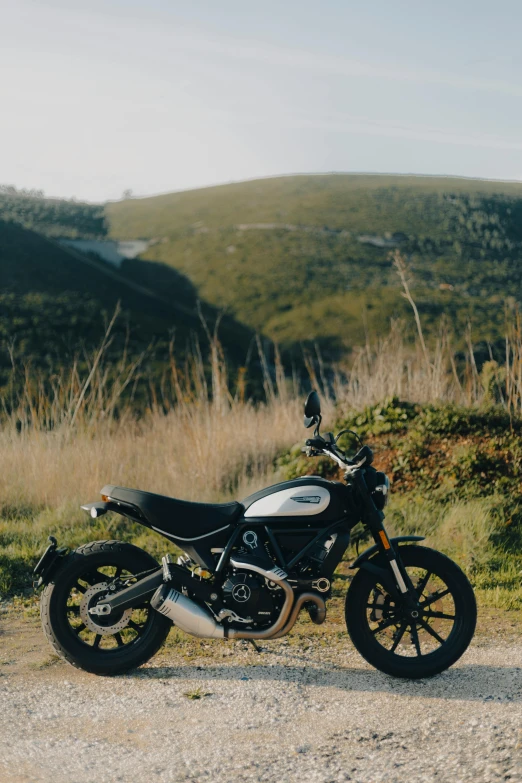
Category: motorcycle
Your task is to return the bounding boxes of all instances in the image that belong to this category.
[35,391,477,678]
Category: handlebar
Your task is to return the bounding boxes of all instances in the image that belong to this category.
[305,438,373,467]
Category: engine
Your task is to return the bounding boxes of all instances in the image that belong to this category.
[221,571,282,627]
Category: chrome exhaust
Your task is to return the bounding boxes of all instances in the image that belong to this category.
[151,561,325,642]
[151,584,225,639]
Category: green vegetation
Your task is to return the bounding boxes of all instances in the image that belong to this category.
[106,174,522,355]
[0,219,254,398]
[1,393,521,610]
[278,399,522,608]
[4,173,522,369]
[0,185,106,238]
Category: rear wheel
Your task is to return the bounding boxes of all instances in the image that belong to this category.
[40,540,171,675]
[345,546,477,678]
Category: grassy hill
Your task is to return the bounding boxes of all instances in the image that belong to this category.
[0,219,254,396]
[0,185,107,239]
[4,173,522,378]
[107,174,522,356]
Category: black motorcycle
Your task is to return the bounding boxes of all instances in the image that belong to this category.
[35,391,477,678]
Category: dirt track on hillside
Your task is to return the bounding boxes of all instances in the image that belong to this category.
[1,610,522,783]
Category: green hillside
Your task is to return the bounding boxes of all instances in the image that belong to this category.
[0,219,254,394]
[107,174,522,355]
[0,185,106,238]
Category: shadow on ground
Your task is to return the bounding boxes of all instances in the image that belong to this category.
[132,660,522,702]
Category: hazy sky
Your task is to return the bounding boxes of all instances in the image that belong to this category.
[2,0,522,202]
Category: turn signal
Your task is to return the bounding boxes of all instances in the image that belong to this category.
[379,530,391,550]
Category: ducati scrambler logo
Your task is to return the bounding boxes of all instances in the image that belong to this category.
[292,495,321,504]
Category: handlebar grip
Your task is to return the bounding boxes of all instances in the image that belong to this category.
[306,438,325,449]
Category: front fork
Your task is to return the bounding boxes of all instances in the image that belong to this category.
[351,471,419,609]
[370,523,419,609]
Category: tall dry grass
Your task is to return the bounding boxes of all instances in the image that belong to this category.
[2,267,522,515]
[0,398,304,513]
[3,295,522,603]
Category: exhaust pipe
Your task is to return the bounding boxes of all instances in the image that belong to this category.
[269,593,326,639]
[151,561,324,642]
[151,585,225,639]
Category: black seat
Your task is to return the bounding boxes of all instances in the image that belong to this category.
[101,485,243,541]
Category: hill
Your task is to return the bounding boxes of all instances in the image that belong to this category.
[0,219,255,395]
[106,174,522,356]
[0,185,107,238]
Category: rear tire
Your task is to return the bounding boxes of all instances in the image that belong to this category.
[40,540,171,675]
[345,546,477,678]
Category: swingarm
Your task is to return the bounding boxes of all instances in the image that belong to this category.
[88,559,222,617]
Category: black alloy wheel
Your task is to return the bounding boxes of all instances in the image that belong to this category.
[345,546,477,678]
[40,540,171,675]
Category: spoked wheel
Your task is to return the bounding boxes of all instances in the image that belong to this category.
[345,546,477,678]
[40,540,171,675]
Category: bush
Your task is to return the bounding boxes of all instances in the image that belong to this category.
[335,397,419,438]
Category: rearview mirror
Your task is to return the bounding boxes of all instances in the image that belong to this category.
[304,390,321,428]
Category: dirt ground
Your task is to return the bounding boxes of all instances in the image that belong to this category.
[1,605,522,783]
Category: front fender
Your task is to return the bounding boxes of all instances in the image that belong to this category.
[349,535,425,570]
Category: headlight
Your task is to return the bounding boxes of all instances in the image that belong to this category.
[371,473,390,510]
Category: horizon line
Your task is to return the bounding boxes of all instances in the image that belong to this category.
[6,170,522,205]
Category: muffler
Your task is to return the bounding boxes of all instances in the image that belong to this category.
[151,584,225,639]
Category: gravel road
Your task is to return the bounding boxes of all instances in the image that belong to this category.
[1,614,522,783]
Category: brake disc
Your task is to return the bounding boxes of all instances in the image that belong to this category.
[80,582,132,636]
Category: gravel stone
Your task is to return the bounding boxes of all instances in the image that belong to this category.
[1,640,522,782]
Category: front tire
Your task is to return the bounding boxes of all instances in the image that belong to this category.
[40,540,171,675]
[345,546,477,678]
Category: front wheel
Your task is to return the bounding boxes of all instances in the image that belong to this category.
[40,540,171,675]
[345,546,477,678]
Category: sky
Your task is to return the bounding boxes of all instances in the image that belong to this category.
[2,0,522,202]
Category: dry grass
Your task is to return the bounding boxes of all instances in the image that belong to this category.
[0,397,305,513]
[2,294,522,601]
[0,298,520,513]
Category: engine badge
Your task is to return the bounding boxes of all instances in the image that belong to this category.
[232,583,251,602]
[243,530,258,549]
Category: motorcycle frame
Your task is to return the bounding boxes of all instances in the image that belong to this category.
[214,517,350,575]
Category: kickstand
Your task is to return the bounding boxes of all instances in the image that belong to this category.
[249,639,262,654]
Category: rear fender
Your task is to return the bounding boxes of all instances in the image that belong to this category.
[33,536,69,588]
